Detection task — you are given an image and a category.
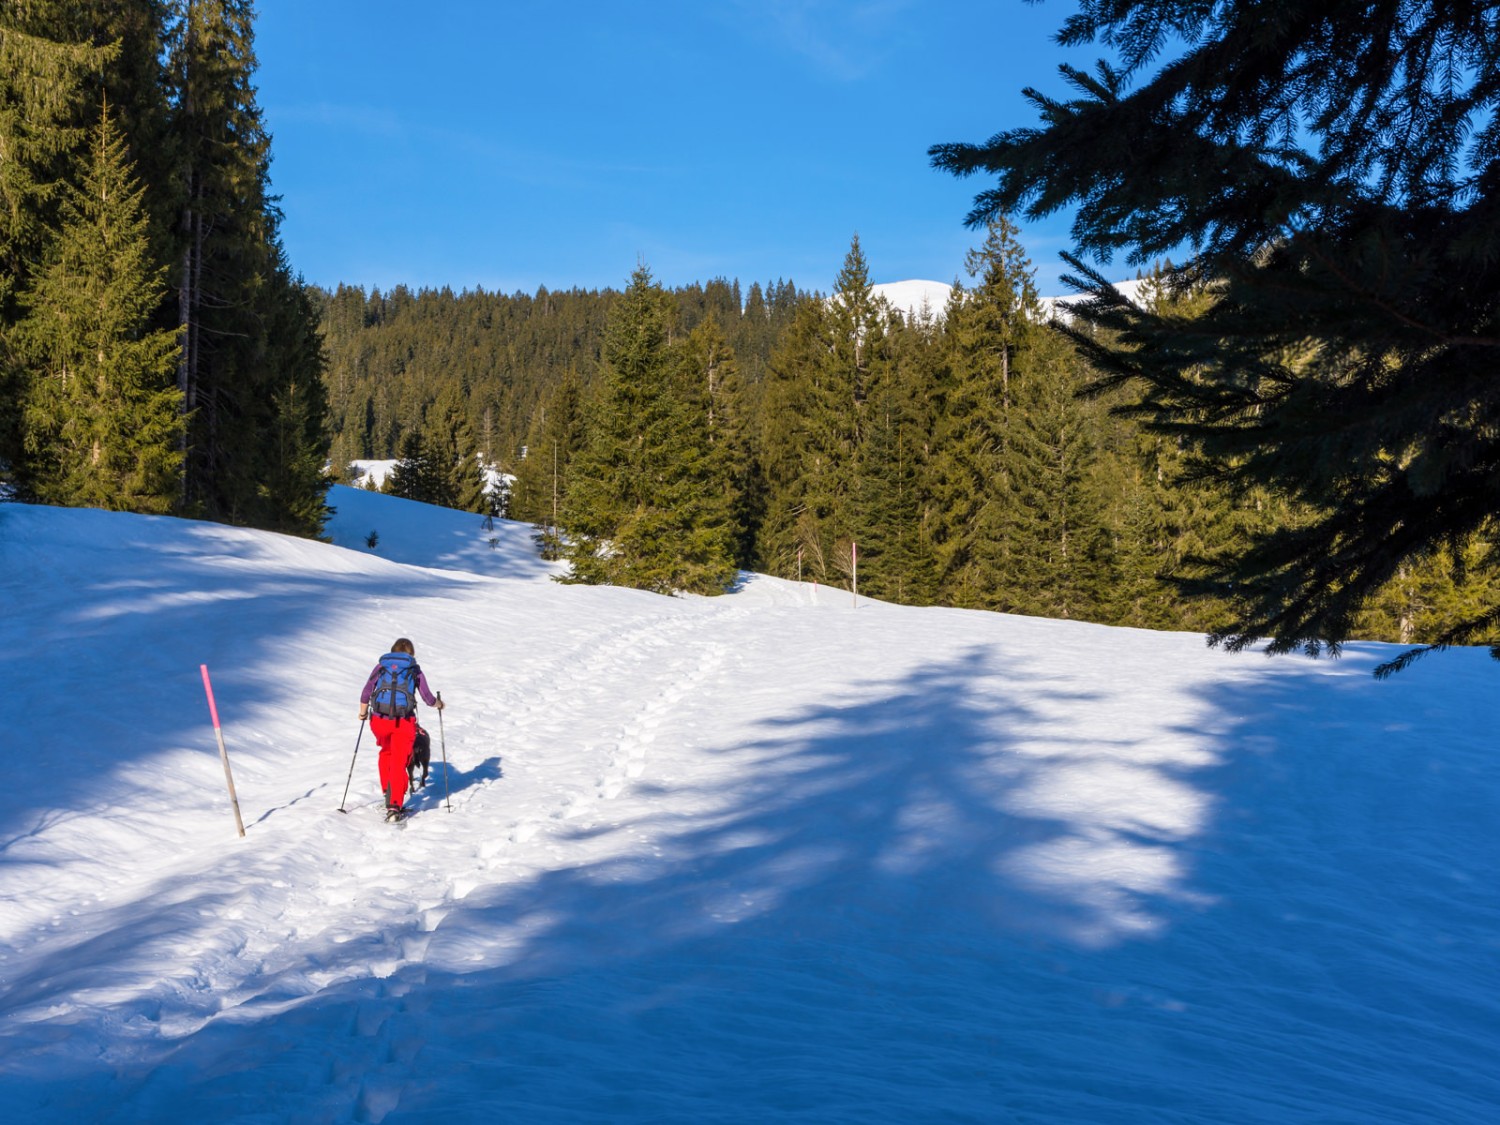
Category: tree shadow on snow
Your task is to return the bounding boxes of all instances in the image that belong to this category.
[0,509,482,833]
[7,627,1500,1123]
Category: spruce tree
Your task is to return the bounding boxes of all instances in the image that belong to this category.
[256,253,331,536]
[990,323,1108,620]
[560,266,737,594]
[678,315,755,568]
[758,237,891,586]
[932,1,1500,672]
[386,428,441,504]
[428,384,485,513]
[170,0,328,533]
[757,299,836,580]
[17,104,183,512]
[510,367,586,550]
[0,12,116,492]
[927,220,1041,607]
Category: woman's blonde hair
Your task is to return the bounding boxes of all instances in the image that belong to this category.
[391,637,415,655]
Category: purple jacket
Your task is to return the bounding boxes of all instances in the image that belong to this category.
[360,659,438,708]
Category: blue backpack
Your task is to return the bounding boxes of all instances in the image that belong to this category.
[371,652,419,718]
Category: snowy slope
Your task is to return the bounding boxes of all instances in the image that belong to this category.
[2,488,1498,1123]
[871,279,953,319]
[871,278,1154,322]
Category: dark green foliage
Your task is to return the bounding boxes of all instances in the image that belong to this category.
[989,323,1110,620]
[675,315,755,569]
[256,254,333,536]
[759,236,893,586]
[932,0,1500,672]
[317,283,618,482]
[16,105,183,512]
[559,266,738,595]
[510,367,586,550]
[0,1,329,535]
[926,219,1038,606]
[386,429,445,506]
[0,10,119,486]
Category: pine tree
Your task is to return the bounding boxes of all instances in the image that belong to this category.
[170,0,328,533]
[757,299,836,581]
[990,323,1108,620]
[386,428,443,504]
[510,367,586,551]
[560,266,737,594]
[927,219,1042,606]
[854,351,936,604]
[932,1,1500,672]
[668,316,743,581]
[17,104,182,512]
[758,237,891,586]
[678,315,755,568]
[428,384,485,512]
[255,253,331,535]
[0,11,117,492]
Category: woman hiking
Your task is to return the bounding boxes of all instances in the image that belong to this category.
[358,637,444,821]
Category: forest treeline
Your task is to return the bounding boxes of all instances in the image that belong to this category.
[7,4,1492,653]
[319,225,1495,645]
[0,2,329,534]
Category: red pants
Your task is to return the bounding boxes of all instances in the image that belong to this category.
[370,715,415,809]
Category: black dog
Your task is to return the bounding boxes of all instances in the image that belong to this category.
[407,723,432,790]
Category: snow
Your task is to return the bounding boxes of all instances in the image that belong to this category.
[871,279,954,319]
[346,459,398,490]
[3,488,1498,1123]
[344,459,509,500]
[871,278,1155,322]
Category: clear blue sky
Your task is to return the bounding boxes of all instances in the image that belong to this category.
[254,1,1086,297]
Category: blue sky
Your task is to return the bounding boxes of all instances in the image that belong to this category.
[254,1,1087,297]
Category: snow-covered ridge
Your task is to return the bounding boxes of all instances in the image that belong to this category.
[870,279,955,318]
[873,277,1153,321]
[2,489,1496,1121]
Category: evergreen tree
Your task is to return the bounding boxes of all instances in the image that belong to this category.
[560,266,737,594]
[759,236,891,586]
[170,0,327,532]
[510,367,587,547]
[17,104,183,512]
[990,323,1109,620]
[670,316,744,577]
[255,253,331,535]
[385,428,443,505]
[931,0,1500,672]
[0,11,117,490]
[757,299,836,581]
[927,219,1041,606]
[854,349,936,604]
[428,384,485,512]
[677,314,756,568]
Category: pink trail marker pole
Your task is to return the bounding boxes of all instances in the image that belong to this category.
[200,664,246,838]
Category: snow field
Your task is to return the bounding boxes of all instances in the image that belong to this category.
[1,486,1497,1123]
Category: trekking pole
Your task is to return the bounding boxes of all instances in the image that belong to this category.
[437,692,452,812]
[338,718,366,813]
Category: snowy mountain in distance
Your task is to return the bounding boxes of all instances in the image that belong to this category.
[2,487,1497,1123]
[870,278,955,319]
[873,277,1155,321]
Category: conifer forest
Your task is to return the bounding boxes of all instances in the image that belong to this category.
[0,1,327,535]
[4,2,1498,660]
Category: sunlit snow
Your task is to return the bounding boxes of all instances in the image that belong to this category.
[2,488,1496,1123]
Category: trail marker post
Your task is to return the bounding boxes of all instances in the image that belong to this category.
[200,664,246,838]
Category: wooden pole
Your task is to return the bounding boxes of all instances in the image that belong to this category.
[200,664,246,837]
